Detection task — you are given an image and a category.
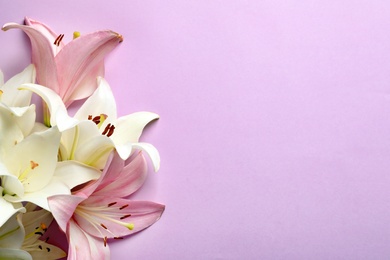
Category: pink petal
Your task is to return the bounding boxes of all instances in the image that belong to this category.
[94,152,148,198]
[24,17,65,55]
[73,151,117,198]
[67,219,110,260]
[2,22,59,93]
[56,30,123,105]
[66,62,105,105]
[75,197,165,239]
[48,194,85,232]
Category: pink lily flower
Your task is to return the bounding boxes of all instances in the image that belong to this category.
[48,151,165,259]
[2,17,123,106]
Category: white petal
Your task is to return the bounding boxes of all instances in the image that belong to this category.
[19,83,78,131]
[0,213,24,249]
[0,197,25,227]
[1,64,36,107]
[133,143,160,172]
[12,105,36,137]
[0,249,32,260]
[54,161,101,189]
[114,142,133,160]
[60,121,114,168]
[6,178,70,211]
[25,240,66,260]
[0,105,24,153]
[1,174,24,198]
[112,111,159,146]
[74,77,117,127]
[22,208,52,245]
[4,127,61,192]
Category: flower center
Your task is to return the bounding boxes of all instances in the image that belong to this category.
[88,114,116,137]
[23,222,54,254]
[75,201,135,247]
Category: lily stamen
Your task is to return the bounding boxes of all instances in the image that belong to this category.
[106,125,115,137]
[88,114,108,128]
[107,202,117,207]
[53,34,64,46]
[30,161,39,170]
[102,123,111,135]
[26,222,48,240]
[19,160,39,183]
[120,214,131,220]
[101,123,115,137]
[119,204,128,210]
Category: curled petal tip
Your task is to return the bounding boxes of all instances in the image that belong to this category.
[112,31,123,43]
[1,23,13,31]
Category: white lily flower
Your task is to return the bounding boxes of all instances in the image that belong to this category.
[0,205,66,260]
[22,78,160,171]
[0,126,101,226]
[21,203,67,259]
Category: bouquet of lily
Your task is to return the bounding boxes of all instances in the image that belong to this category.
[0,18,164,260]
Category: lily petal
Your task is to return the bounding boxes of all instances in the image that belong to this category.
[73,152,117,198]
[24,17,65,55]
[20,83,78,131]
[4,127,60,192]
[74,77,117,126]
[68,219,110,260]
[56,30,123,105]
[48,194,85,233]
[26,240,67,260]
[0,213,24,249]
[1,174,24,198]
[2,23,59,93]
[21,208,52,245]
[0,105,25,153]
[6,177,71,211]
[0,197,25,227]
[0,249,32,260]
[94,152,148,198]
[53,161,101,189]
[66,62,104,103]
[132,142,161,172]
[1,64,36,107]
[11,105,36,138]
[75,197,165,238]
[113,111,159,144]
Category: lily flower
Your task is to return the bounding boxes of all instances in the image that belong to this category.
[0,205,66,260]
[20,203,66,259]
[21,78,160,171]
[0,126,101,227]
[48,151,165,259]
[2,17,123,106]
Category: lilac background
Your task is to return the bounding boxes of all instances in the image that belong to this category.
[1,1,390,259]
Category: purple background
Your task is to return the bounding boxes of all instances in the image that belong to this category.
[1,1,390,259]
